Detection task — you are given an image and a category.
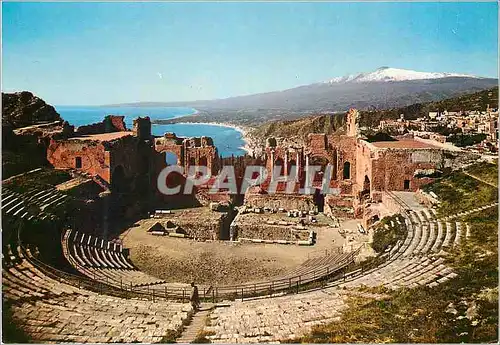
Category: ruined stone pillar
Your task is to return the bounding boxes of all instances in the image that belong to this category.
[296,152,300,181]
[284,150,288,180]
[270,150,275,182]
[99,190,112,239]
[305,154,310,188]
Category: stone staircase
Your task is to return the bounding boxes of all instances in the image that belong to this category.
[176,304,215,343]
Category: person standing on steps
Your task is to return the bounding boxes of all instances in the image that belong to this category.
[190,282,200,310]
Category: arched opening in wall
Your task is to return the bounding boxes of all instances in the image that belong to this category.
[75,157,82,169]
[165,152,179,166]
[313,188,325,212]
[111,165,127,194]
[343,161,351,180]
[288,159,297,179]
[362,175,371,197]
[139,155,149,174]
[310,156,329,182]
[274,158,285,177]
[199,156,208,167]
[196,156,209,178]
[332,150,338,180]
[404,179,410,191]
[164,170,184,194]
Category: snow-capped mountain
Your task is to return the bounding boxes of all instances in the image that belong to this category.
[326,66,480,84]
[121,66,496,115]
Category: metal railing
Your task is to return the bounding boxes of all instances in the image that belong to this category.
[58,227,361,302]
[14,197,419,304]
[11,189,478,305]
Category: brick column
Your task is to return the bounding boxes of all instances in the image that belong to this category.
[305,154,310,188]
[270,150,275,182]
[284,150,288,180]
[296,151,301,181]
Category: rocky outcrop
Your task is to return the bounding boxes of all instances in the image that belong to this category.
[2,91,62,128]
[2,92,66,179]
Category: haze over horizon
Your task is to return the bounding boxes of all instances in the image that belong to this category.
[2,1,498,106]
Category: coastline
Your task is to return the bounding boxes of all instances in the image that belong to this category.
[156,121,256,155]
[173,108,200,118]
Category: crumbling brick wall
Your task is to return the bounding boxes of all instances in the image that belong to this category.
[47,134,152,187]
[47,139,112,182]
[356,140,443,194]
[235,223,310,241]
[107,135,141,181]
[231,213,310,241]
[324,194,355,218]
[154,133,220,176]
[264,134,357,193]
[133,116,152,140]
[75,115,127,136]
[156,209,228,240]
[326,135,357,185]
[174,217,223,240]
[244,192,316,211]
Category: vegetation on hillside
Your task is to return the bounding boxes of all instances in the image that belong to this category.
[249,113,345,142]
[359,87,498,128]
[465,162,498,186]
[371,215,407,253]
[4,168,72,193]
[2,91,62,128]
[364,132,397,143]
[447,133,487,147]
[297,164,498,343]
[422,163,498,215]
[248,87,497,144]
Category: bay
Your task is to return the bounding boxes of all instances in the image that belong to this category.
[55,106,246,157]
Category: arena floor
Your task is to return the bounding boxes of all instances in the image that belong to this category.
[119,216,360,285]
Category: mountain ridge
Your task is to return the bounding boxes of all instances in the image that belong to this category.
[324,66,481,84]
[106,67,495,109]
[104,67,497,126]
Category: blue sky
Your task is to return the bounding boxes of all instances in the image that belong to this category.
[2,1,498,105]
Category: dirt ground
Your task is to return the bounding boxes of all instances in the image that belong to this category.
[119,215,350,286]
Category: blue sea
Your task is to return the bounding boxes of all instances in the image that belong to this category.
[55,106,246,157]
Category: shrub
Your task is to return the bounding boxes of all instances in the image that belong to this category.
[371,215,406,253]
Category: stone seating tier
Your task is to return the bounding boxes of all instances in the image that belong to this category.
[64,230,165,287]
[3,247,192,343]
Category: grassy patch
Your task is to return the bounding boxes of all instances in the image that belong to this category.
[2,301,31,343]
[192,330,215,343]
[447,133,487,147]
[465,162,498,186]
[158,329,182,343]
[4,168,72,193]
[371,215,407,254]
[422,170,497,215]
[296,166,498,343]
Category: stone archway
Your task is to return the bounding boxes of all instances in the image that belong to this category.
[275,158,285,177]
[199,156,208,167]
[313,188,325,212]
[288,159,297,179]
[111,165,127,194]
[165,151,179,166]
[343,161,351,180]
[310,156,329,182]
[363,175,371,196]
